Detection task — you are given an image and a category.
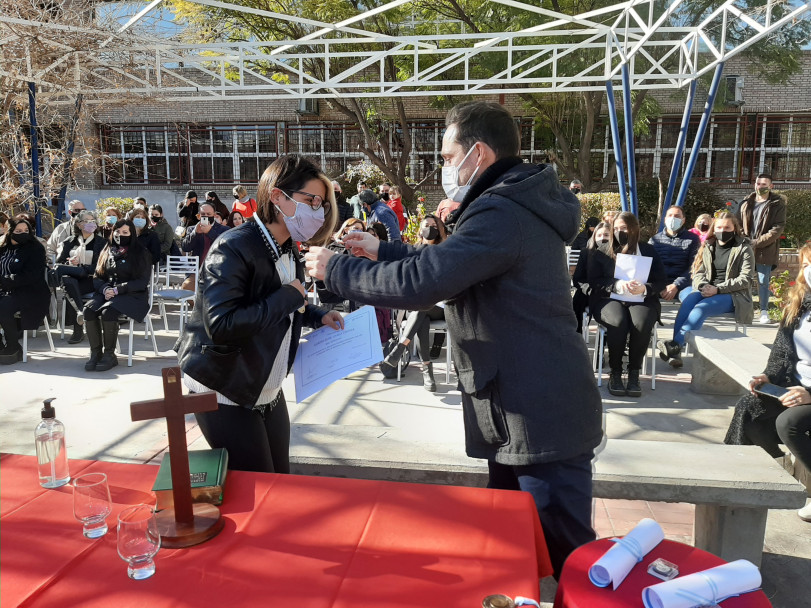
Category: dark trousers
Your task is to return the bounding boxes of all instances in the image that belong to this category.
[83,303,121,321]
[744,402,811,471]
[413,306,445,362]
[0,294,21,348]
[56,266,92,326]
[195,392,291,474]
[593,299,657,371]
[488,451,596,579]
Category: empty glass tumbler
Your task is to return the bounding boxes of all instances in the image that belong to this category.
[72,472,112,538]
[117,504,161,580]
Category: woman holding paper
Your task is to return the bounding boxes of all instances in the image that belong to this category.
[725,242,811,522]
[586,212,667,398]
[176,155,344,474]
[658,211,755,368]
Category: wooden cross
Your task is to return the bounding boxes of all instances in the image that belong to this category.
[130,366,223,547]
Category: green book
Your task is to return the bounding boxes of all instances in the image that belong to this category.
[151,448,228,511]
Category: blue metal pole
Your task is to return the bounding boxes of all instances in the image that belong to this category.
[675,63,725,209]
[27,82,42,237]
[621,64,638,216]
[605,80,629,213]
[660,79,698,231]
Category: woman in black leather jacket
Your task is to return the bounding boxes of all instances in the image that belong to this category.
[176,155,344,474]
[0,218,50,363]
[586,211,667,398]
[83,219,151,372]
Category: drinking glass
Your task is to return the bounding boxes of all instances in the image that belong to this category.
[117,504,160,580]
[72,472,112,538]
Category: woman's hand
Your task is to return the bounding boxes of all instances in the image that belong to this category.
[779,386,811,408]
[749,374,769,395]
[628,280,646,296]
[321,310,345,330]
[103,287,116,301]
[700,284,718,297]
[341,231,380,260]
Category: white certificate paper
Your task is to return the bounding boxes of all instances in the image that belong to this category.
[293,306,384,402]
[610,253,652,303]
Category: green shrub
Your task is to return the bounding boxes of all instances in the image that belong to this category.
[578,192,622,227]
[95,196,136,218]
[775,189,811,248]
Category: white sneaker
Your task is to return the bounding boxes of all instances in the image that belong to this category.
[759,312,770,324]
[799,500,811,523]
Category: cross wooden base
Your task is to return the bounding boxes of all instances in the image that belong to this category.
[155,503,225,548]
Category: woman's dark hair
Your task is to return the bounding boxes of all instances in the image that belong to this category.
[149,204,164,216]
[255,154,337,246]
[14,212,36,227]
[205,191,230,219]
[612,211,640,257]
[95,219,149,279]
[0,217,35,250]
[445,101,520,159]
[422,213,447,243]
[367,222,388,242]
[226,210,245,228]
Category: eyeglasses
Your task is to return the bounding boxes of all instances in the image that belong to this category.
[283,190,323,210]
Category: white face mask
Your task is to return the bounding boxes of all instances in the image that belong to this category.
[804,266,811,287]
[441,144,480,202]
[664,216,684,232]
[275,193,325,242]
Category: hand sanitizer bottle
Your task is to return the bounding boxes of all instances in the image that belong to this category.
[35,398,70,488]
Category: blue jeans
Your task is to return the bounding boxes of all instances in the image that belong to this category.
[756,264,772,313]
[488,452,596,579]
[678,285,693,301]
[672,290,735,345]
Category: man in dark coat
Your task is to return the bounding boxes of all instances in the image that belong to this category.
[305,101,603,577]
[649,205,700,301]
[737,173,786,324]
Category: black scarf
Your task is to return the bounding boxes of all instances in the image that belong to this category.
[445,156,524,229]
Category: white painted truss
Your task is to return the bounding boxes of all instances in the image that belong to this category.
[1,0,809,101]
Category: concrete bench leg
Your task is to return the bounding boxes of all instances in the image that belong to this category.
[694,504,767,566]
[690,354,746,396]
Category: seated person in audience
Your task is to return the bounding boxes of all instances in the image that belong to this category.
[649,205,700,302]
[83,220,151,372]
[386,186,407,233]
[0,218,50,364]
[366,221,388,242]
[586,211,667,398]
[231,185,258,218]
[55,210,105,344]
[572,221,612,334]
[148,205,176,263]
[658,211,755,368]
[378,215,448,391]
[227,210,246,228]
[46,199,85,260]
[689,213,712,243]
[361,189,401,241]
[14,213,47,248]
[205,191,231,221]
[101,206,121,241]
[725,242,811,523]
[570,216,599,251]
[181,202,228,290]
[128,207,161,266]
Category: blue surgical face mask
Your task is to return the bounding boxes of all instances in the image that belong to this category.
[664,216,683,232]
[133,218,147,229]
[106,216,117,225]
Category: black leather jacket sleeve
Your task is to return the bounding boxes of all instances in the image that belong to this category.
[202,237,306,344]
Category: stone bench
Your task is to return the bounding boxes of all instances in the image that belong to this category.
[687,330,771,395]
[289,426,807,567]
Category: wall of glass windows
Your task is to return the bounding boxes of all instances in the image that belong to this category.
[99,113,811,187]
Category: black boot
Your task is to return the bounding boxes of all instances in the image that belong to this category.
[421,362,436,392]
[68,323,84,344]
[626,369,642,397]
[430,334,445,360]
[85,318,102,371]
[95,321,119,371]
[608,369,626,396]
[379,341,407,379]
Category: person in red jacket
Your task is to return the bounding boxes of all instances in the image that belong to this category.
[386,186,407,232]
[232,185,258,219]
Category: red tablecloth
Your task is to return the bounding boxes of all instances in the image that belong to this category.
[553,538,772,608]
[1,453,551,608]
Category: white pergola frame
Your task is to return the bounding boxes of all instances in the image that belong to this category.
[1,0,809,101]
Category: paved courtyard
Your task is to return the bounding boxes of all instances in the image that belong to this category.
[1,306,809,607]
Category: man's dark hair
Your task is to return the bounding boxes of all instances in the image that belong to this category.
[358,181,367,188]
[445,101,520,159]
[359,189,378,206]
[756,173,773,182]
